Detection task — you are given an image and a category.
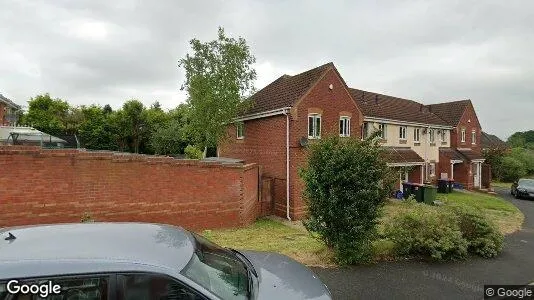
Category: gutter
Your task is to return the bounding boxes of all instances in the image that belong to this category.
[283,108,291,221]
[363,117,453,130]
[234,107,292,122]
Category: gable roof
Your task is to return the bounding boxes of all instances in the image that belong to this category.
[244,62,333,115]
[0,94,21,109]
[348,88,450,126]
[426,100,471,126]
[481,132,508,149]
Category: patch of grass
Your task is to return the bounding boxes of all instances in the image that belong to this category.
[492,181,512,189]
[199,218,333,267]
[437,191,524,235]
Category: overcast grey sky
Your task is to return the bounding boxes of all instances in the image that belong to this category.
[1,0,532,139]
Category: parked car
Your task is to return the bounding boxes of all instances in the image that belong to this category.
[511,178,534,199]
[0,222,331,300]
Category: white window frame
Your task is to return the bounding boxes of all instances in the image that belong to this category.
[339,116,350,137]
[414,128,420,142]
[429,163,436,176]
[378,123,387,139]
[399,126,407,140]
[429,129,435,143]
[236,122,244,139]
[461,128,466,143]
[471,130,476,145]
[440,130,446,142]
[308,114,321,139]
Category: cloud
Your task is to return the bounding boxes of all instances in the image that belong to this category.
[1,0,532,139]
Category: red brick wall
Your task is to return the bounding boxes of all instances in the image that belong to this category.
[438,154,452,179]
[451,103,482,152]
[288,68,363,219]
[453,162,473,189]
[219,115,288,217]
[0,146,260,230]
[408,166,423,184]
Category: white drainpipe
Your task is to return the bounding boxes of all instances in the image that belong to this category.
[284,109,291,221]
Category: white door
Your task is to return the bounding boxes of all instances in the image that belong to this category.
[473,163,481,188]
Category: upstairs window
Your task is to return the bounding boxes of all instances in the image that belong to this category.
[399,126,407,140]
[414,128,421,142]
[378,123,387,139]
[308,114,321,139]
[236,122,244,139]
[339,116,350,137]
[461,128,466,143]
[440,130,446,142]
[472,130,476,144]
[429,129,435,143]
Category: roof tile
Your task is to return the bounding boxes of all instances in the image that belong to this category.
[245,63,332,115]
[349,88,450,126]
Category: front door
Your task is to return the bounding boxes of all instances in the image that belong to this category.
[473,163,481,188]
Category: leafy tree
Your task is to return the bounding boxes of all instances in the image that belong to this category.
[118,100,146,153]
[510,147,534,175]
[500,156,527,182]
[103,104,113,114]
[78,105,116,150]
[299,133,396,264]
[483,148,508,181]
[179,26,257,157]
[140,104,169,154]
[150,104,192,156]
[21,93,69,136]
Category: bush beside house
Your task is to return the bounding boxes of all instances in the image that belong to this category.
[299,134,395,264]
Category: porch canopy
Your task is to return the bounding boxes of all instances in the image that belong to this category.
[382,147,425,188]
[382,147,425,167]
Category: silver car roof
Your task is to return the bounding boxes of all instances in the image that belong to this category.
[0,222,196,280]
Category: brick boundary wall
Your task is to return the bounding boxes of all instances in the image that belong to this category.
[0,146,260,230]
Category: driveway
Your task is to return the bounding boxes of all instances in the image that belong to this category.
[311,188,534,300]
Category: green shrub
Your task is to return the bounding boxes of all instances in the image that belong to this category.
[81,212,95,223]
[383,203,468,261]
[447,205,504,258]
[299,134,396,264]
[500,156,527,182]
[184,145,203,159]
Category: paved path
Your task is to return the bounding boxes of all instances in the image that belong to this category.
[311,189,534,300]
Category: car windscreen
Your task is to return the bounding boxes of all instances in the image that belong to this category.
[180,233,249,300]
[519,179,534,187]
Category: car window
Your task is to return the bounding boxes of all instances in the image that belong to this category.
[180,233,249,300]
[0,275,109,300]
[519,179,534,187]
[117,274,206,300]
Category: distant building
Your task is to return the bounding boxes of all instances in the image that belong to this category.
[0,93,22,126]
[0,126,67,147]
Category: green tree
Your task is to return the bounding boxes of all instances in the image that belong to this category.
[21,93,69,136]
[140,102,169,154]
[78,105,116,150]
[299,133,395,264]
[117,100,147,153]
[179,26,257,157]
[149,104,192,155]
[500,156,527,182]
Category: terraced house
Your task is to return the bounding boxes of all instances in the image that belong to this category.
[220,62,488,220]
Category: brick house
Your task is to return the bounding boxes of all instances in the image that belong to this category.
[220,62,489,220]
[349,88,454,189]
[0,93,21,126]
[219,63,363,220]
[427,100,487,189]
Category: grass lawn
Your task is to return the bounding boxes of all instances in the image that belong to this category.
[200,218,333,267]
[200,190,524,267]
[492,181,513,189]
